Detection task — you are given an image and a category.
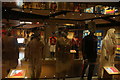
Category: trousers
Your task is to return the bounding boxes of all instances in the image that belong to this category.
[81,60,96,80]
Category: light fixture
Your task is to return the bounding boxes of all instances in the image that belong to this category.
[64,24,75,26]
[17,38,25,43]
[72,13,74,15]
[25,22,32,24]
[20,21,25,24]
[5,9,6,11]
[113,17,115,19]
[25,77,27,79]
[16,0,23,7]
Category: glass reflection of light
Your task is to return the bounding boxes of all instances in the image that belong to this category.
[17,38,24,43]
[16,0,23,7]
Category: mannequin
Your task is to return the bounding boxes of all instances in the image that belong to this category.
[98,28,117,78]
[71,36,80,59]
[56,30,72,80]
[25,30,44,78]
[49,36,57,58]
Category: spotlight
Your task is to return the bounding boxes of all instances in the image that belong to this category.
[113,17,115,18]
[25,77,27,79]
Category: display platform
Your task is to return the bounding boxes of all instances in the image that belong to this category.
[103,66,120,80]
[103,66,120,75]
[7,69,26,78]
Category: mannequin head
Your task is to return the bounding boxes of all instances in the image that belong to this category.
[104,28,116,45]
[107,28,116,39]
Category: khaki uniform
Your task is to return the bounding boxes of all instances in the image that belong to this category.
[25,38,44,78]
[56,37,72,78]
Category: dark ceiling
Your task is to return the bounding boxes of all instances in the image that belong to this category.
[2,2,120,28]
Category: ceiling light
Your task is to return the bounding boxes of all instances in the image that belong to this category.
[5,9,6,11]
[25,22,32,24]
[64,24,75,26]
[113,17,115,18]
[16,0,23,7]
[20,21,24,24]
[95,15,96,17]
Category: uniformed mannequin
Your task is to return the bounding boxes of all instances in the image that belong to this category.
[2,31,19,78]
[49,35,57,58]
[98,28,117,78]
[71,36,80,59]
[25,30,44,78]
[56,29,72,80]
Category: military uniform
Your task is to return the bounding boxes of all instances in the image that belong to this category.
[26,38,44,78]
[56,36,72,79]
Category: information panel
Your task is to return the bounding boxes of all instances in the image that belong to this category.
[7,69,26,78]
[104,66,120,75]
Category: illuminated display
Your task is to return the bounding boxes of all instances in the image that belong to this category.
[84,7,94,13]
[17,38,25,43]
[70,50,76,53]
[16,0,23,7]
[7,69,26,78]
[104,66,120,74]
[10,70,24,76]
[95,5,119,15]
